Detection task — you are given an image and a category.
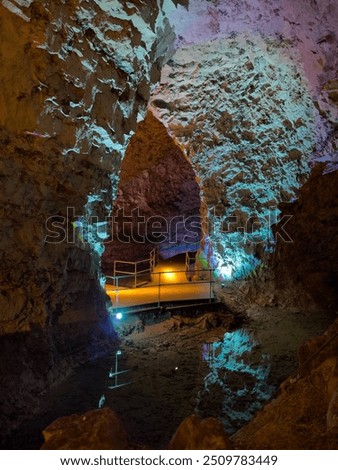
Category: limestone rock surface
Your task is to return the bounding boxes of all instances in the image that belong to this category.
[151,35,315,278]
[233,320,338,449]
[41,408,127,450]
[250,164,338,309]
[152,0,338,287]
[168,415,232,450]
[0,0,175,439]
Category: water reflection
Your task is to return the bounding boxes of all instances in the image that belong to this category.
[197,329,275,434]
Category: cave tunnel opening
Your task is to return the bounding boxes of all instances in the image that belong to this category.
[102,111,203,289]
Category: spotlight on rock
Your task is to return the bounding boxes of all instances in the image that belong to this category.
[219,265,233,280]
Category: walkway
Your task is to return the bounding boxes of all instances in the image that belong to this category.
[105,258,214,309]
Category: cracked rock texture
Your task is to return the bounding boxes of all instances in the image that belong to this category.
[151,34,315,278]
[168,415,232,450]
[151,0,338,292]
[0,0,175,439]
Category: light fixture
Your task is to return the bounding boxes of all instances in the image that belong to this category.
[114,350,122,387]
[115,312,123,320]
[219,265,233,280]
[163,270,176,282]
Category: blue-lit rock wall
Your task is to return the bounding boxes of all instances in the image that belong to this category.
[0,0,175,330]
[151,0,338,281]
[151,35,315,279]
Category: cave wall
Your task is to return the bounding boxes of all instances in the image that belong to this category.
[0,0,176,438]
[102,111,201,273]
[150,0,338,292]
[250,164,338,309]
[151,35,315,278]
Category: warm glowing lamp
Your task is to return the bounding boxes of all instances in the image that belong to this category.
[163,270,176,282]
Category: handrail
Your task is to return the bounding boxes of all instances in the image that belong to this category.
[113,248,158,288]
[111,248,206,289]
[107,268,214,280]
[106,267,215,306]
[114,258,153,266]
[107,267,214,307]
[186,251,196,266]
[111,269,151,275]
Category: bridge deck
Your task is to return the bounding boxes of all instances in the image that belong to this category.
[105,258,214,309]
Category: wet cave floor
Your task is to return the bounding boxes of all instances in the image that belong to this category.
[4,307,334,450]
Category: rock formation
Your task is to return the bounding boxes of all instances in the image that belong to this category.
[150,35,315,279]
[150,0,338,296]
[41,408,127,450]
[233,320,338,449]
[168,415,232,450]
[250,164,338,309]
[0,0,176,439]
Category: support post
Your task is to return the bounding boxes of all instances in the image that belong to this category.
[115,276,119,307]
[158,272,161,308]
[115,353,118,387]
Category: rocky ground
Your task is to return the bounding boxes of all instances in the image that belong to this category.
[234,318,338,450]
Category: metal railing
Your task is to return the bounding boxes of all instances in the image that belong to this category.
[107,267,215,308]
[185,251,197,280]
[111,248,158,288]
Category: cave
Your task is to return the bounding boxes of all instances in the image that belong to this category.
[1,0,338,452]
[101,111,202,279]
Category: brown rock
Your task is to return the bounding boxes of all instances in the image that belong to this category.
[327,389,338,433]
[41,408,127,450]
[328,90,338,103]
[260,165,338,309]
[288,148,302,160]
[298,320,338,367]
[0,0,175,439]
[242,130,255,142]
[233,321,338,449]
[168,415,232,450]
[323,79,338,91]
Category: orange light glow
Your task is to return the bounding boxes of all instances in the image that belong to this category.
[162,271,176,282]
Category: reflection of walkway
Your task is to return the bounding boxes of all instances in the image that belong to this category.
[106,258,214,308]
[1,0,33,22]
